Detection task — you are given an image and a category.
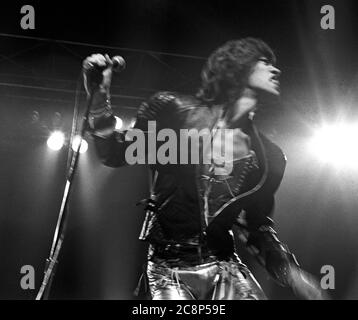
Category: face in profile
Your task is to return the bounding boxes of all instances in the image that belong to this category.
[247,57,281,96]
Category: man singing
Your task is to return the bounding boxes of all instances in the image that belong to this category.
[83,38,325,300]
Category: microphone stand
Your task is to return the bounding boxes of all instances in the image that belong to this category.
[36,92,94,300]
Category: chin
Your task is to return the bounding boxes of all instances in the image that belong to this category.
[262,88,280,96]
[267,85,280,96]
[257,87,280,100]
[271,89,280,96]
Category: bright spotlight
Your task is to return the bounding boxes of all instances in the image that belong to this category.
[47,131,65,151]
[129,119,136,129]
[115,116,123,130]
[71,135,88,154]
[308,123,358,168]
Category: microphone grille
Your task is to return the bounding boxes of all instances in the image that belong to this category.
[112,56,126,72]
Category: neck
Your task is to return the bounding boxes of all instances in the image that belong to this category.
[223,88,257,128]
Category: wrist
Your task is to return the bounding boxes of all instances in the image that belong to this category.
[88,91,115,137]
[90,86,110,109]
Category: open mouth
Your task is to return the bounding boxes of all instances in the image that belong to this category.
[270,75,280,86]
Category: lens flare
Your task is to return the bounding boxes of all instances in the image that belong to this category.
[47,131,65,151]
[308,123,358,168]
[115,116,123,130]
[71,135,88,154]
[129,119,136,128]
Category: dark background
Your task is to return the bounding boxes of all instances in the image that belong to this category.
[1,0,358,299]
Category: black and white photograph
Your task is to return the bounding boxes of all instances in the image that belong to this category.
[0,0,357,303]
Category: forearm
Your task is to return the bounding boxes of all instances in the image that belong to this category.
[246,225,299,286]
[87,94,129,167]
[83,53,116,139]
[88,87,116,137]
[82,53,131,167]
[246,226,327,299]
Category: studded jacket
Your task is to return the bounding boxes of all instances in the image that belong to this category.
[90,91,298,286]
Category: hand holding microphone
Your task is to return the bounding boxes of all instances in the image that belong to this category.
[83,53,125,95]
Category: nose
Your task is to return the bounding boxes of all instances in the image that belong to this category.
[271,65,281,77]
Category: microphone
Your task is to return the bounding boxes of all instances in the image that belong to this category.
[111,56,126,73]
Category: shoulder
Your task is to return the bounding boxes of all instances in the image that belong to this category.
[137,91,203,121]
[136,91,175,120]
[150,91,201,112]
[150,91,178,105]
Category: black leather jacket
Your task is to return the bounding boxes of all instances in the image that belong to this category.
[91,91,297,285]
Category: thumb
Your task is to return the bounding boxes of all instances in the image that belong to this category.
[104,54,113,67]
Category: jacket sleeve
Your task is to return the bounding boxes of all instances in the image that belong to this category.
[244,202,301,287]
[90,92,177,167]
[242,198,326,299]
[231,190,299,287]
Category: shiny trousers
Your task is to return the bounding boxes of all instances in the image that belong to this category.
[147,257,267,300]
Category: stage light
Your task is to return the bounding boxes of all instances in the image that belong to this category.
[71,135,88,154]
[115,116,123,130]
[308,123,358,168]
[129,119,136,128]
[47,131,65,151]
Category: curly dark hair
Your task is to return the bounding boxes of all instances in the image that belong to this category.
[197,38,276,104]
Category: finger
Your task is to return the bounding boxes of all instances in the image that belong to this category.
[104,54,113,66]
[90,54,107,67]
[83,57,97,71]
